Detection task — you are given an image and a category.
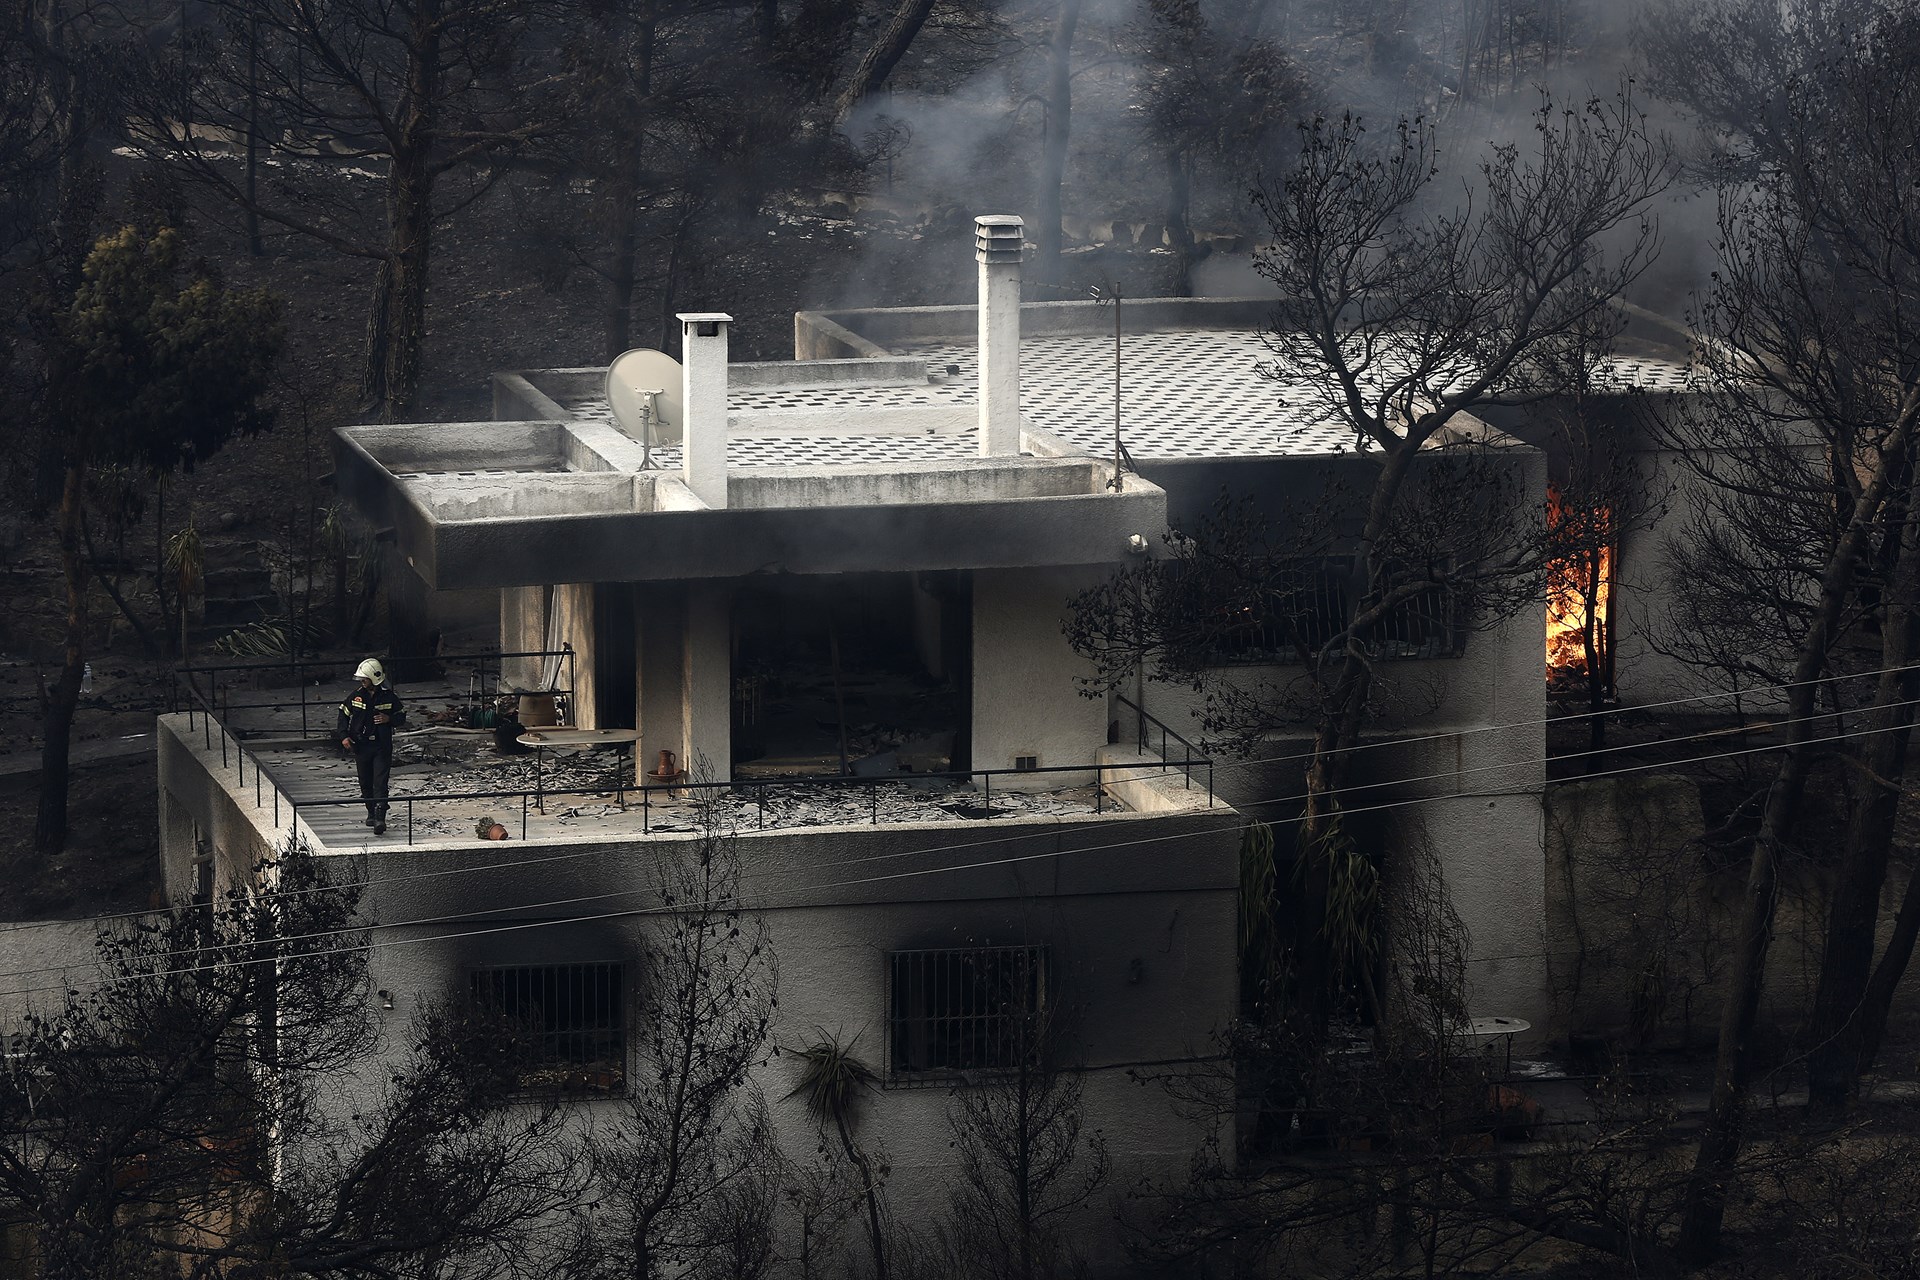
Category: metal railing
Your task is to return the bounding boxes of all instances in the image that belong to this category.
[291,758,1162,846]
[173,696,1215,846]
[171,670,1217,849]
[176,696,305,843]
[1179,556,1465,665]
[171,648,578,739]
[1115,694,1213,795]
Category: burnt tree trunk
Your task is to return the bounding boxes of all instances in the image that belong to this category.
[1853,851,1920,1081]
[1033,0,1082,286]
[604,162,641,360]
[1165,146,1195,297]
[838,1112,889,1280]
[36,464,88,856]
[601,12,656,361]
[34,2,96,857]
[1805,491,1920,1115]
[361,0,441,420]
[1288,439,1423,1028]
[829,0,940,126]
[1677,423,1914,1262]
[1583,543,1610,767]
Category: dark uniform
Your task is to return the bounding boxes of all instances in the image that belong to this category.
[337,680,405,827]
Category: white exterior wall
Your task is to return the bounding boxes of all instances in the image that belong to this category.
[150,713,1241,1276]
[350,887,1232,1274]
[499,585,550,694]
[1611,446,1800,715]
[158,716,290,882]
[1132,446,1553,1034]
[971,567,1109,785]
[552,583,596,729]
[682,581,732,782]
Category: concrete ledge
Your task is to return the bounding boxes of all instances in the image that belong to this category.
[492,373,572,422]
[730,356,928,387]
[414,485,1161,587]
[1098,747,1220,815]
[794,310,892,360]
[563,422,652,472]
[796,297,1275,353]
[514,359,933,406]
[342,421,567,473]
[337,421,1170,588]
[407,472,643,521]
[509,369,603,410]
[726,404,973,437]
[728,457,1108,508]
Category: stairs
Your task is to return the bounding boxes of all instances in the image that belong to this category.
[193,556,279,643]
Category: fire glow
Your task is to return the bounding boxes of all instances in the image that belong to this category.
[1546,488,1613,675]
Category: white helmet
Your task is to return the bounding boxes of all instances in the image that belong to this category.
[354,658,386,683]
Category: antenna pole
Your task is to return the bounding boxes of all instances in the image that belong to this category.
[1111,285,1124,491]
[641,392,654,470]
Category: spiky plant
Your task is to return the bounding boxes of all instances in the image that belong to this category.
[789,1034,888,1280]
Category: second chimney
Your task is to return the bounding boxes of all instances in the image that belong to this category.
[678,312,731,508]
[975,215,1024,457]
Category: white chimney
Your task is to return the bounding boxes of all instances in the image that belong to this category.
[679,312,731,508]
[975,215,1024,457]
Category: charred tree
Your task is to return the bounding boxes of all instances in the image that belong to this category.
[33,227,280,855]
[0,842,579,1276]
[831,0,942,125]
[559,783,778,1280]
[1069,93,1664,1028]
[1634,8,1920,1255]
[1134,0,1310,297]
[1030,0,1081,287]
[138,0,559,419]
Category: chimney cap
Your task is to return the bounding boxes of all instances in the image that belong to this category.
[975,215,1025,265]
[676,312,734,325]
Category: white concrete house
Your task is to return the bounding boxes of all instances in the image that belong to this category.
[151,214,1708,1257]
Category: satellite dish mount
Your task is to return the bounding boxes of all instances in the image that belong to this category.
[605,348,686,468]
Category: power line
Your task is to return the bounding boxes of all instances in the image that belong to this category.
[2,706,1912,1000]
[2,681,1907,977]
[0,689,1882,980]
[5,656,1905,942]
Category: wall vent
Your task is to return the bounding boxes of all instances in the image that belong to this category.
[1013,754,1039,772]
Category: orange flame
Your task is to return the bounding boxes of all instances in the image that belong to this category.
[1546,487,1612,674]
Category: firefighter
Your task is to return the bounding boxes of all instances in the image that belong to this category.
[337,657,404,834]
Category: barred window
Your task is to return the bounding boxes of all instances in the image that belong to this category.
[888,946,1047,1078]
[1193,556,1462,664]
[470,963,625,1093]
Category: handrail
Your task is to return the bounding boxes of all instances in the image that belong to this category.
[302,758,1113,846]
[171,648,578,740]
[176,692,305,845]
[173,682,1218,852]
[173,703,1218,845]
[1114,693,1212,800]
[175,648,574,678]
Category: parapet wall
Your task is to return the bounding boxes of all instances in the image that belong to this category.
[795,296,1275,359]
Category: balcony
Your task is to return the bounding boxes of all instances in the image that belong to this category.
[164,654,1218,854]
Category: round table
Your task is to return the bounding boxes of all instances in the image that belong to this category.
[1458,1016,1531,1076]
[517,728,644,811]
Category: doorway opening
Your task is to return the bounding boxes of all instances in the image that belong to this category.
[731,571,971,777]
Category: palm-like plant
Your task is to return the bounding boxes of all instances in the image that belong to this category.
[789,1034,889,1280]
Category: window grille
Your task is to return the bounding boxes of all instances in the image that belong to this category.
[470,962,625,1093]
[887,946,1047,1079]
[1190,556,1463,664]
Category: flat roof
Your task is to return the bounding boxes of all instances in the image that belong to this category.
[556,331,1694,467]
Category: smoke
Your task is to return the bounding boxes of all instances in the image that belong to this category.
[811,0,1743,319]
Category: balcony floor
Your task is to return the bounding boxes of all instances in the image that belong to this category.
[238,730,1116,849]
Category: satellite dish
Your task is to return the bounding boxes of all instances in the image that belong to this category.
[606,348,685,459]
